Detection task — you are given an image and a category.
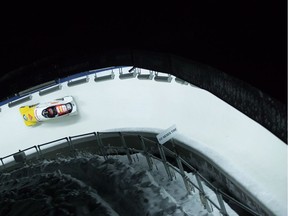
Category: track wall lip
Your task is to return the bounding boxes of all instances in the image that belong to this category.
[0,50,286,142]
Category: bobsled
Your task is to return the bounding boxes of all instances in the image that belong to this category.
[19,96,78,126]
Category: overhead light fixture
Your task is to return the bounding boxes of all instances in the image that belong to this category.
[95,71,115,82]
[175,77,189,85]
[19,80,56,96]
[39,85,62,96]
[154,72,172,82]
[119,67,138,79]
[137,70,154,80]
[67,76,89,87]
[8,95,32,108]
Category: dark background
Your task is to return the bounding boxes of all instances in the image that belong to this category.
[0,2,286,104]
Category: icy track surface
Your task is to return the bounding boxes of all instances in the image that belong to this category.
[0,67,287,215]
[0,153,237,216]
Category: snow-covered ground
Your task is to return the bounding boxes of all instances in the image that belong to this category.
[0,152,238,216]
[0,67,287,215]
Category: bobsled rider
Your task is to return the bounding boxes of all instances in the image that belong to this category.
[48,108,54,116]
[42,107,56,118]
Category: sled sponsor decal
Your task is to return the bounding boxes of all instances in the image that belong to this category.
[28,114,33,120]
[156,124,178,144]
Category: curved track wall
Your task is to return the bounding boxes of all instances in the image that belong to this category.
[0,66,287,215]
[0,50,286,143]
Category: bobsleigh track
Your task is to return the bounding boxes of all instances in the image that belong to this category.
[0,66,286,216]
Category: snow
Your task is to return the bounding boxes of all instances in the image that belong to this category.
[0,152,238,215]
[0,66,287,215]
